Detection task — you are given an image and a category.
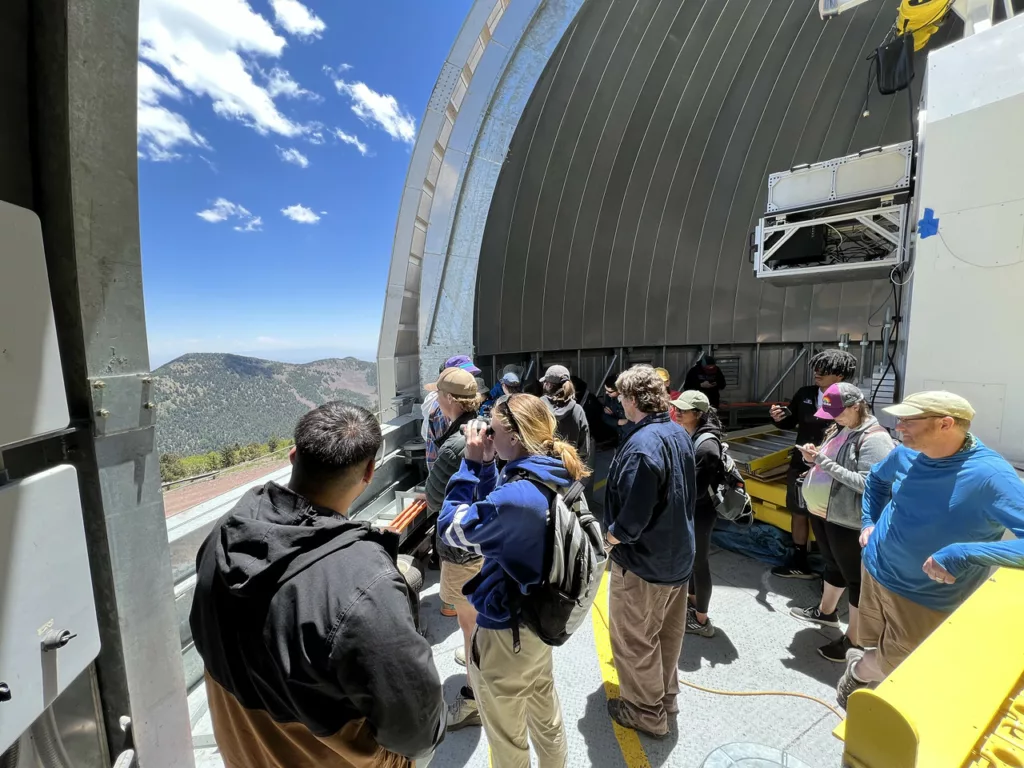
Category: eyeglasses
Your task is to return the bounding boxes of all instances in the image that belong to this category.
[895,414,942,425]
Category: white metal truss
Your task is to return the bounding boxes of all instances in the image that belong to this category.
[754,201,909,286]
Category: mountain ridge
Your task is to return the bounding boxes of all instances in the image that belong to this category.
[153,352,378,455]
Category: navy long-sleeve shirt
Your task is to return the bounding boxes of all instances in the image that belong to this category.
[604,412,696,586]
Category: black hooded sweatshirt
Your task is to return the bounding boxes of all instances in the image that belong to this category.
[190,482,444,768]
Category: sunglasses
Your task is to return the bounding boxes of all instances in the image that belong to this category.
[496,395,524,435]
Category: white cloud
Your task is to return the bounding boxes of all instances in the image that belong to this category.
[137,61,210,161]
[308,130,326,145]
[197,198,262,231]
[334,129,369,156]
[276,146,310,167]
[332,79,416,144]
[270,0,326,40]
[264,67,320,100]
[139,0,306,139]
[281,204,321,224]
[235,215,263,232]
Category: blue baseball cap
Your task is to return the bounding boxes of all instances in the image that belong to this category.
[444,355,481,375]
[501,371,520,386]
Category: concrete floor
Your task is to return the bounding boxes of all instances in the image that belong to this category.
[190,544,848,768]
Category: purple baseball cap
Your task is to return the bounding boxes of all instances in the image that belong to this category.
[815,382,865,420]
[444,355,481,375]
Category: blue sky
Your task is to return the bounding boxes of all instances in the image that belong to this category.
[138,0,473,368]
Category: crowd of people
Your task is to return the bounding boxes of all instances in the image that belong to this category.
[187,352,1024,768]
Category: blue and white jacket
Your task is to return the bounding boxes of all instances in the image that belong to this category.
[437,455,570,630]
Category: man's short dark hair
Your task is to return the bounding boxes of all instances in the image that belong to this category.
[293,402,382,486]
[810,349,857,380]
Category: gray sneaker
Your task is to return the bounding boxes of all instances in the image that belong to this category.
[790,605,841,629]
[446,688,481,731]
[836,647,869,709]
[685,611,715,637]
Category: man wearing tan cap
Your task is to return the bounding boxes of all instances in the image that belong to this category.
[424,367,486,730]
[837,391,1024,707]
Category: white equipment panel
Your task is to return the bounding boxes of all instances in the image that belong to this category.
[766,142,912,213]
[0,465,101,754]
[902,14,1024,462]
[0,200,69,448]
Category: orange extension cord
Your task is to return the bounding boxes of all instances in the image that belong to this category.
[676,676,845,720]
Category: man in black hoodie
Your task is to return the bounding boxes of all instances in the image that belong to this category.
[190,402,444,768]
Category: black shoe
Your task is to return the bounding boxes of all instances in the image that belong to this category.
[789,605,841,629]
[606,699,668,739]
[771,562,816,580]
[819,636,861,663]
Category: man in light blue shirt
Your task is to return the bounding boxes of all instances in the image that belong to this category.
[837,391,1024,707]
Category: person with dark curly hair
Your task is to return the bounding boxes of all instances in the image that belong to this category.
[769,348,858,579]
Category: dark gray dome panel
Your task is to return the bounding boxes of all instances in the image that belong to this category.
[475,0,958,355]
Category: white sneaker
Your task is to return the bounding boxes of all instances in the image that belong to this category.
[446,689,481,730]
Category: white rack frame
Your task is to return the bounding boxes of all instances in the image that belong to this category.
[754,200,909,285]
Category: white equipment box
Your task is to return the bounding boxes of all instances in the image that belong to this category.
[0,201,69,448]
[902,14,1024,463]
[0,465,101,753]
[766,142,912,213]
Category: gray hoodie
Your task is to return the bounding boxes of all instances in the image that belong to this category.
[805,415,895,529]
[542,395,593,467]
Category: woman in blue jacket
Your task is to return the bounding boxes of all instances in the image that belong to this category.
[437,394,590,768]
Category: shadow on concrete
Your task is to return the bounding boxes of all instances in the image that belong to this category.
[780,627,844,688]
[577,686,629,768]
[679,625,740,672]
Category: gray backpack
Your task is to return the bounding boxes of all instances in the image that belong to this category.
[503,473,608,651]
[694,433,753,526]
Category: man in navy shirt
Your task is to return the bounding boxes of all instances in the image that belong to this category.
[605,365,696,738]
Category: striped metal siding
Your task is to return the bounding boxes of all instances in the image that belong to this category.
[475,0,959,355]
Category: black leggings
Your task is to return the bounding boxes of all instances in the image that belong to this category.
[809,515,863,607]
[688,502,718,614]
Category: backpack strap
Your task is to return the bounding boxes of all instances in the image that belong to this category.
[852,424,889,465]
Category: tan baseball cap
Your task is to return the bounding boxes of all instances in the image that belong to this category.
[425,367,478,397]
[669,390,710,413]
[883,391,975,421]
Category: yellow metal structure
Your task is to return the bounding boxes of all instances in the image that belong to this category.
[835,567,1024,768]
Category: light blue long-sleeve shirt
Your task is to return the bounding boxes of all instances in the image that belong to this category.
[861,439,1024,613]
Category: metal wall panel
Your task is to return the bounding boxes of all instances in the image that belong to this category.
[475,0,960,357]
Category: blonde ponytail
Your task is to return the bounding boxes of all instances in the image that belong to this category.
[550,438,591,481]
[494,395,592,480]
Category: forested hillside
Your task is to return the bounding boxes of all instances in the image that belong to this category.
[153,353,378,455]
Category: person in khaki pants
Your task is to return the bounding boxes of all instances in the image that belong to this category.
[604,366,696,738]
[437,394,592,768]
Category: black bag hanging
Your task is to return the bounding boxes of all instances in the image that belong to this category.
[874,33,915,95]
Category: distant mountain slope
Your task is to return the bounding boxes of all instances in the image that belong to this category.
[153,353,378,455]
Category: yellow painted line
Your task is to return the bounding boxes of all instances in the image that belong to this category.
[594,478,607,491]
[591,571,652,768]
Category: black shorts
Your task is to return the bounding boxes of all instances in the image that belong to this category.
[786,463,810,517]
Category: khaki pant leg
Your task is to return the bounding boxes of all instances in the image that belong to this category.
[471,627,566,768]
[608,562,674,734]
[658,584,688,715]
[519,630,568,768]
[876,583,952,676]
